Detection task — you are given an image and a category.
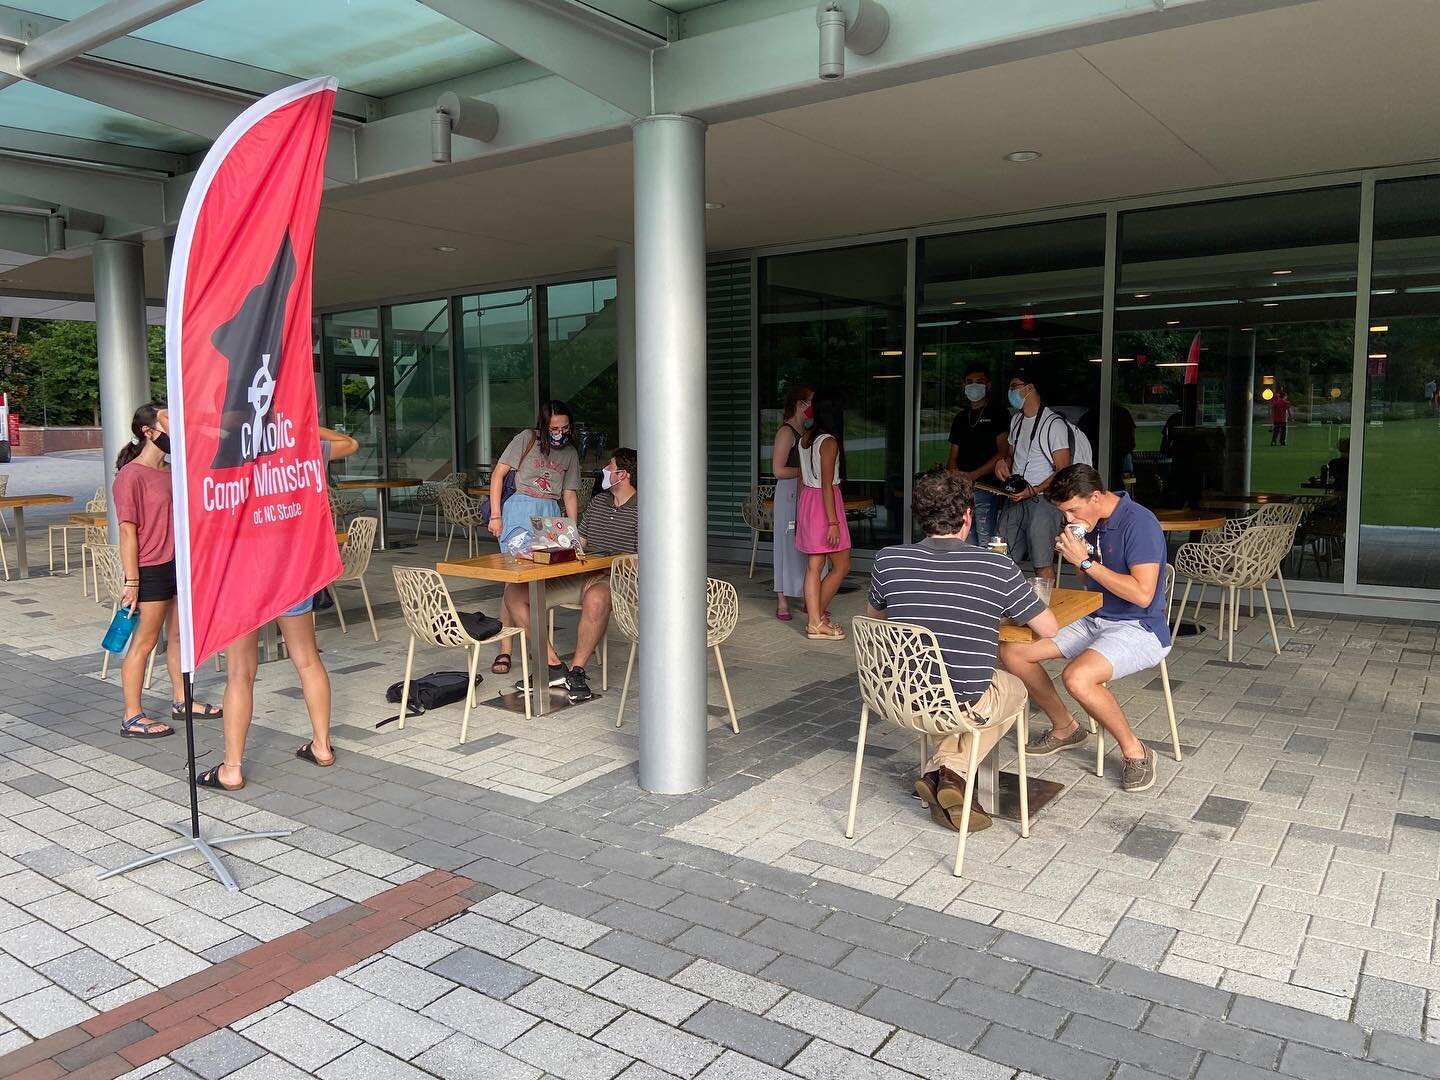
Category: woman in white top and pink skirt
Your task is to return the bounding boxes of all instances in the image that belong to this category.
[795,396,851,640]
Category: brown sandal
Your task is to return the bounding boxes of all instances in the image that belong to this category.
[491,653,512,675]
[296,742,335,767]
[196,765,244,791]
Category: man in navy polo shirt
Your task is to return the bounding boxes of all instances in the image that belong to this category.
[1000,463,1171,792]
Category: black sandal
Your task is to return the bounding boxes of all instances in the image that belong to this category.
[196,765,244,791]
[172,702,223,721]
[491,653,512,675]
[120,713,174,739]
[296,742,336,767]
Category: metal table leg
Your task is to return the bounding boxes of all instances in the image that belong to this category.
[12,507,27,577]
[529,579,550,716]
[374,490,389,551]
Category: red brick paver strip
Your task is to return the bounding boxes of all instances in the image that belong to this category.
[0,871,490,1078]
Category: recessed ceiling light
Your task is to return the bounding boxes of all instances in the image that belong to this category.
[433,245,457,253]
[1272,269,1292,275]
[1116,357,1136,362]
[1133,293,1150,299]
[1372,288,1397,295]
[1369,353,1388,359]
[951,300,967,306]
[1262,302,1279,307]
[1013,350,1040,357]
[879,350,903,357]
[1240,326,1253,331]
[1165,320,1180,326]
[1369,324,1388,332]
[704,202,725,210]
[921,351,936,357]
[1004,150,1041,162]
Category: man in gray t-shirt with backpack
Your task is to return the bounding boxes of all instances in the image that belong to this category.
[994,367,1092,584]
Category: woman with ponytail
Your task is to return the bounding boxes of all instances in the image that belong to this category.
[112,402,221,738]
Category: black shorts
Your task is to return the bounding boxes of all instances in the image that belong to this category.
[137,560,177,604]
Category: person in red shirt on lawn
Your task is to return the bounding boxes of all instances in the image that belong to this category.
[1269,388,1292,447]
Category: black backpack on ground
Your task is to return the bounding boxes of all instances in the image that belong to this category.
[385,670,483,712]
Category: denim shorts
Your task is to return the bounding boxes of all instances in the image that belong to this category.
[1055,616,1170,682]
[281,595,314,617]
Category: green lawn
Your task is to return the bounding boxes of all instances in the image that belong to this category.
[846,418,1440,527]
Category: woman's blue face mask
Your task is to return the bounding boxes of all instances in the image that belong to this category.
[548,427,571,447]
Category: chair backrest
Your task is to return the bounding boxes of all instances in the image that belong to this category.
[341,516,377,576]
[610,554,640,643]
[438,485,480,525]
[1234,524,1293,587]
[739,484,776,531]
[705,578,739,647]
[442,471,466,487]
[90,486,107,512]
[0,475,7,497]
[91,543,124,603]
[392,566,474,647]
[851,615,981,738]
[85,525,108,547]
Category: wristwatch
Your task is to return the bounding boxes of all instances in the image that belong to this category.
[1080,558,1094,571]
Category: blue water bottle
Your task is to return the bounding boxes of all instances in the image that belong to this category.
[101,607,139,654]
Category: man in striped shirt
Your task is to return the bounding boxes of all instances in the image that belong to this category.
[867,470,1058,833]
[504,448,638,703]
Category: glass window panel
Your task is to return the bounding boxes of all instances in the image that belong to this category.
[24,0,515,98]
[458,288,535,470]
[541,279,619,470]
[1116,187,1360,584]
[917,217,1105,512]
[0,82,206,152]
[1360,176,1440,589]
[383,299,453,482]
[759,240,908,549]
[321,309,381,475]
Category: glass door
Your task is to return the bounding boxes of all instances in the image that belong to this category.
[329,367,382,476]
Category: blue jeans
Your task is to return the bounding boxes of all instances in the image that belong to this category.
[969,488,998,547]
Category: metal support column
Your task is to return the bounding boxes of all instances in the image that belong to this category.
[633,114,708,794]
[616,245,638,448]
[94,239,152,542]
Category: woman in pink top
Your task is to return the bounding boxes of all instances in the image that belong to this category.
[112,402,221,739]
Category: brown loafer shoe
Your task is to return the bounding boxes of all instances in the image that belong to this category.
[931,767,992,833]
[913,770,940,807]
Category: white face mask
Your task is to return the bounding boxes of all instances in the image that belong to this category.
[601,467,614,491]
[963,383,987,402]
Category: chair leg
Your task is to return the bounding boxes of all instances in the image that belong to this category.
[1249,588,1255,618]
[1193,584,1207,627]
[601,635,609,693]
[714,646,738,734]
[0,533,8,581]
[330,585,348,633]
[359,578,378,641]
[617,642,637,728]
[48,528,55,572]
[1094,713,1104,777]
[414,505,424,539]
[1274,569,1296,629]
[1172,580,1193,640]
[1159,658,1181,762]
[844,704,870,839]
[951,736,984,877]
[1226,586,1236,662]
[748,530,758,579]
[444,525,455,561]
[398,635,416,730]
[460,643,480,744]
[1215,588,1226,644]
[144,645,156,690]
[1015,707,1030,840]
[517,630,532,720]
[1259,585,1281,656]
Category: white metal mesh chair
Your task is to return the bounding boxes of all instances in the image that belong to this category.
[414,472,465,540]
[49,490,103,576]
[1196,503,1303,629]
[738,484,776,579]
[81,525,108,600]
[0,517,7,581]
[327,516,380,640]
[1085,563,1181,777]
[392,565,529,741]
[327,485,366,529]
[611,557,742,734]
[847,615,1030,877]
[0,473,9,535]
[92,543,156,686]
[440,486,488,559]
[1175,525,1290,662]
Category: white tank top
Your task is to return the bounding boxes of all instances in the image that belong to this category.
[799,434,841,488]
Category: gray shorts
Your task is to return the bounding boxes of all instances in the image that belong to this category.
[1055,616,1170,682]
[996,495,1064,571]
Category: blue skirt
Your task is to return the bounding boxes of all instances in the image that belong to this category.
[773,477,807,596]
[501,492,562,542]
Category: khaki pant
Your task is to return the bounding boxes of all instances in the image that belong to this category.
[926,669,1028,777]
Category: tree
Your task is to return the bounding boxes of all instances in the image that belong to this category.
[8,320,167,425]
[0,332,31,416]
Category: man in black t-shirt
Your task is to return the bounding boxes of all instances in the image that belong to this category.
[945,364,1008,546]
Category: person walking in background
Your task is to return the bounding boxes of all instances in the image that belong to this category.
[771,384,812,621]
[199,426,360,790]
[112,401,221,740]
[944,364,1007,547]
[488,401,581,677]
[1270,387,1292,446]
[795,396,851,641]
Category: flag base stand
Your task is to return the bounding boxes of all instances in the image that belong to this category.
[98,673,290,893]
[98,820,291,892]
